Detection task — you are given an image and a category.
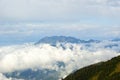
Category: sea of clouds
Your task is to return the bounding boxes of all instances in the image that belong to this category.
[0,40,120,80]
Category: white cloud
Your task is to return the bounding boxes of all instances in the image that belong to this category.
[0,23,98,35]
[102,26,120,38]
[0,23,119,42]
[0,0,120,22]
[107,0,120,7]
[0,73,11,80]
[0,41,120,79]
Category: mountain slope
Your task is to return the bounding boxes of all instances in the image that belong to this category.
[63,55,120,80]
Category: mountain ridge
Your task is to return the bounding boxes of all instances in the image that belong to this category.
[35,36,100,45]
[63,55,120,80]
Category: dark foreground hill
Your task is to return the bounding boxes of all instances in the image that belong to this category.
[63,55,120,80]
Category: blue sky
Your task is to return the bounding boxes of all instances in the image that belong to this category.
[0,0,120,45]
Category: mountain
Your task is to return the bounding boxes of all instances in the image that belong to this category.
[5,69,59,80]
[36,36,80,44]
[63,55,120,80]
[5,61,65,80]
[35,36,99,45]
[3,36,120,80]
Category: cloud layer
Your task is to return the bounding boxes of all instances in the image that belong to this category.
[0,0,120,22]
[0,41,120,79]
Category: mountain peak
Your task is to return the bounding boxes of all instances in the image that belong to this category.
[35,36,81,45]
[35,36,100,45]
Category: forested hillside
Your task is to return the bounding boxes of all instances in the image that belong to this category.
[63,55,120,80]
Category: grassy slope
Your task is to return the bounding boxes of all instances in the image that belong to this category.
[63,55,120,80]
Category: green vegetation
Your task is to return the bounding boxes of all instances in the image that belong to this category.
[63,55,120,80]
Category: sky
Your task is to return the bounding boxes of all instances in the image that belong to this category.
[0,0,120,45]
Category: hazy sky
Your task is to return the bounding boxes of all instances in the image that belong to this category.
[0,0,120,45]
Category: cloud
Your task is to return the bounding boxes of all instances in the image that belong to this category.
[0,0,120,43]
[0,41,120,79]
[0,0,120,22]
[0,23,98,35]
[0,23,119,46]
[101,26,120,38]
[107,0,120,7]
[0,73,11,80]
